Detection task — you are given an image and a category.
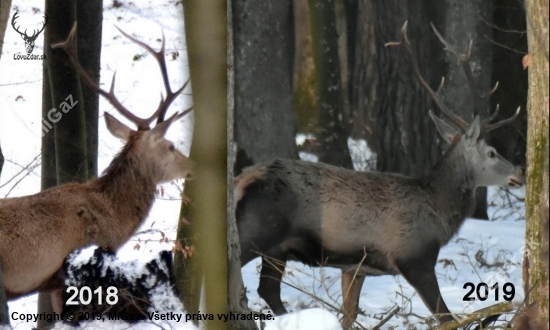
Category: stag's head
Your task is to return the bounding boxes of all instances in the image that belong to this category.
[52,23,193,185]
[429,111,525,189]
[105,113,192,184]
[387,21,525,189]
[11,11,48,54]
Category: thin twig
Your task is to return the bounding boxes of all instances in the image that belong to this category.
[372,305,400,330]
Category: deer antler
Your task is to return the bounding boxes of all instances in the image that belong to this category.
[385,21,468,131]
[387,21,520,133]
[30,14,48,40]
[51,22,190,130]
[430,23,498,118]
[11,12,25,37]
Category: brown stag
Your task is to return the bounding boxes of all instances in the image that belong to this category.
[0,23,191,308]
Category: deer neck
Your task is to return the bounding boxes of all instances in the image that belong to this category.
[92,138,157,249]
[425,139,477,239]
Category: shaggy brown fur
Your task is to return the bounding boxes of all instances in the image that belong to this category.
[0,116,191,300]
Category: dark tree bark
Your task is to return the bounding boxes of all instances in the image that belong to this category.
[0,0,12,58]
[232,0,298,174]
[366,0,443,177]
[491,0,528,165]
[38,0,100,326]
[46,3,87,184]
[227,2,298,328]
[309,0,353,169]
[174,1,227,329]
[76,0,102,178]
[441,0,493,219]
[349,0,376,145]
[226,2,258,329]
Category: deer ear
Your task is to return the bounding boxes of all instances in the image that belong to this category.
[149,113,177,140]
[465,115,482,143]
[429,110,459,143]
[105,113,132,141]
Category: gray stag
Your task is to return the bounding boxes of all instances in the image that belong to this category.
[235,22,525,328]
[0,23,191,308]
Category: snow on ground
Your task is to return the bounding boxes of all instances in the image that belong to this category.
[265,308,342,330]
[244,139,526,330]
[1,0,195,329]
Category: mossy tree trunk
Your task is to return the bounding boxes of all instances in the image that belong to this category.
[523,0,549,327]
[174,2,227,329]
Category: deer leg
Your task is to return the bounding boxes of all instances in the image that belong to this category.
[50,289,64,314]
[341,271,365,329]
[257,253,288,315]
[396,244,453,323]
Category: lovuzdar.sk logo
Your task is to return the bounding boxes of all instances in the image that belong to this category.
[11,10,48,60]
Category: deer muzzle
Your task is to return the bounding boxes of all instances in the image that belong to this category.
[508,167,526,188]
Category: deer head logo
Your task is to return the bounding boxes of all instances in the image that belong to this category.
[11,11,48,54]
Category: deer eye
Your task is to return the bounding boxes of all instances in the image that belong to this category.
[169,144,175,152]
[488,150,495,158]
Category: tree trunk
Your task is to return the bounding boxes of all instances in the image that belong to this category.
[47,4,87,184]
[491,0,528,167]
[349,0,377,146]
[522,0,549,328]
[0,0,12,58]
[76,0,102,178]
[232,0,298,174]
[293,0,318,134]
[38,0,100,326]
[227,2,298,328]
[226,1,258,329]
[369,0,443,177]
[309,0,353,168]
[174,2,227,329]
